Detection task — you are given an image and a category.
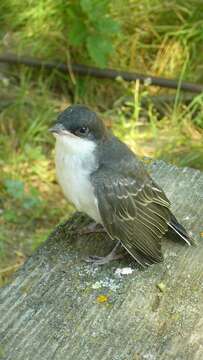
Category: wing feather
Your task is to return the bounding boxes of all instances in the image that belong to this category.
[92,169,171,266]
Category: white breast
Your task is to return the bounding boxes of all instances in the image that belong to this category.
[55,134,102,223]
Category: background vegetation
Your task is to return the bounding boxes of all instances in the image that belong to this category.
[0,0,203,285]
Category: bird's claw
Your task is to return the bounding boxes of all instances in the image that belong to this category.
[84,241,123,266]
[85,255,109,265]
[85,253,123,266]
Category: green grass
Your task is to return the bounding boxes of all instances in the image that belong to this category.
[0,0,203,284]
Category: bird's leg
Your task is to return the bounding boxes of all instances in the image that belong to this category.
[85,241,123,265]
[77,222,106,236]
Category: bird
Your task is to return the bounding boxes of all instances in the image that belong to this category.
[49,104,193,266]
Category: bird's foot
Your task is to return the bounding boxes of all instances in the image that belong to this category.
[85,241,123,266]
[85,254,123,265]
[78,222,106,236]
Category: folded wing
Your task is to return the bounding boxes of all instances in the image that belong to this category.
[92,169,171,266]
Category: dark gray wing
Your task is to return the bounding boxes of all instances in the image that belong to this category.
[92,169,171,266]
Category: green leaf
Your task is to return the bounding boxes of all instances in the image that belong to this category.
[96,18,120,34]
[80,0,108,19]
[68,22,87,46]
[29,186,40,197]
[4,179,24,200]
[80,0,93,14]
[3,209,18,223]
[86,35,113,67]
[22,196,41,209]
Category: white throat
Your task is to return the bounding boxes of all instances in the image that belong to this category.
[55,133,102,223]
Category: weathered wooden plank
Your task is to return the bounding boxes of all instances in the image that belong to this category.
[0,161,203,360]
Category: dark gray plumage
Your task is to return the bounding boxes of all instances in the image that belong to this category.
[51,105,193,266]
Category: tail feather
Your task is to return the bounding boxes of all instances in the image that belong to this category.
[167,213,194,246]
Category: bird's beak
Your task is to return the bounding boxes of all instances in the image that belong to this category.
[49,123,68,135]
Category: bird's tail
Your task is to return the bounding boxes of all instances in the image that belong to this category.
[167,213,194,245]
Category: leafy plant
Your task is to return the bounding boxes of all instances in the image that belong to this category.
[67,0,120,67]
[4,179,25,200]
[3,179,42,223]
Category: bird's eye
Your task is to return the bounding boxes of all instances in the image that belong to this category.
[77,126,89,136]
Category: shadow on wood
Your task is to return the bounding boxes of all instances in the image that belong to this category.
[0,161,203,360]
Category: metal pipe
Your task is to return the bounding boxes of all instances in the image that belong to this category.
[0,53,203,93]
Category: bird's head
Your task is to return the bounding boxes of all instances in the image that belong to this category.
[49,105,108,151]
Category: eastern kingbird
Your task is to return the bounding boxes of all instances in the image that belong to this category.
[50,105,193,266]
